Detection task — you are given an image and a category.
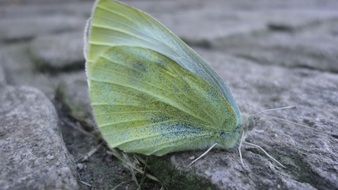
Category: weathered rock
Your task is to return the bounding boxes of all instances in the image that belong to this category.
[0,64,5,84]
[154,9,266,46]
[0,85,78,190]
[29,32,85,71]
[156,49,338,190]
[0,15,85,42]
[126,0,207,15]
[0,44,60,98]
[127,0,338,14]
[248,10,338,32]
[213,20,338,73]
[0,2,93,18]
[57,71,95,129]
[127,1,338,46]
[0,0,91,6]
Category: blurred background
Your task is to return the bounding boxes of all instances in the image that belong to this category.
[0,0,337,190]
[1,0,338,93]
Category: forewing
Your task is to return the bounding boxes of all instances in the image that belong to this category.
[86,0,240,120]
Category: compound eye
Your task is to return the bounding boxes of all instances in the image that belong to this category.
[247,116,256,131]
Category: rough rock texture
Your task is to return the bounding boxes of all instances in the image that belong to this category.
[1,0,338,189]
[212,20,338,73]
[29,32,85,71]
[126,0,338,13]
[0,85,78,190]
[0,0,91,5]
[126,0,338,46]
[0,44,60,98]
[154,10,338,46]
[0,2,93,18]
[57,72,95,129]
[0,64,5,84]
[0,15,85,42]
[163,49,338,190]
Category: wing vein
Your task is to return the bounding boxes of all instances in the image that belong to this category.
[90,78,211,125]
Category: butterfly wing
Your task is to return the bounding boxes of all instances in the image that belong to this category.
[85,0,242,156]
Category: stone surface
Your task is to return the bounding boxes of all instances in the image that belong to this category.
[0,15,85,42]
[29,32,85,71]
[0,44,60,99]
[0,2,93,18]
[57,72,95,129]
[0,64,5,84]
[162,49,338,190]
[127,0,338,13]
[155,10,266,46]
[127,1,338,46]
[0,0,91,6]
[213,20,338,73]
[0,85,78,190]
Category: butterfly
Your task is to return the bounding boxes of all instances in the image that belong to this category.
[84,0,253,158]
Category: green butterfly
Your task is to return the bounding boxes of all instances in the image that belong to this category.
[85,0,251,157]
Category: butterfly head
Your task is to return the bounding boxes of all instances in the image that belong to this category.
[218,113,254,149]
[242,113,255,133]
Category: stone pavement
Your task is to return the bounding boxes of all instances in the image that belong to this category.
[0,0,337,189]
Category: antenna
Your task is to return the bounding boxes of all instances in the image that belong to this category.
[261,114,312,129]
[253,105,296,115]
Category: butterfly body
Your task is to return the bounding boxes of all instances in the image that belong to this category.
[85,0,245,156]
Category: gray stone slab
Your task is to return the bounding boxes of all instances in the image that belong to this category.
[152,9,338,46]
[213,20,338,73]
[0,44,60,98]
[122,1,338,46]
[0,0,91,5]
[0,15,86,42]
[0,85,78,190]
[154,9,266,45]
[29,32,85,71]
[0,2,93,18]
[0,64,5,84]
[160,49,338,190]
[126,0,338,13]
[57,71,95,129]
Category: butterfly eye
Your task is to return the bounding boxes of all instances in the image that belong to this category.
[247,116,255,131]
[240,113,255,132]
